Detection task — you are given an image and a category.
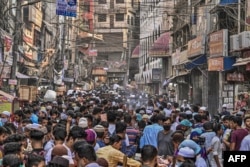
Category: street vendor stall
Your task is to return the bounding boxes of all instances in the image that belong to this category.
[0,90,19,113]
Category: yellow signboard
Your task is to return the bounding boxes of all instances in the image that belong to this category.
[0,102,11,113]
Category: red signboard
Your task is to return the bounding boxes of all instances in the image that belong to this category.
[209,29,228,57]
[208,57,224,71]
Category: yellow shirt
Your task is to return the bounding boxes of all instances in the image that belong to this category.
[96,145,141,167]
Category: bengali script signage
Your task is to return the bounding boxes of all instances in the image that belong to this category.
[208,57,224,71]
[209,29,228,57]
[187,35,205,58]
[56,0,77,17]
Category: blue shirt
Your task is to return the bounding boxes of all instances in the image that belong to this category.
[240,134,250,151]
[30,114,38,124]
[140,123,163,148]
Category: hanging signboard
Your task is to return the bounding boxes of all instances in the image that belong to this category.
[208,57,224,71]
[152,68,162,82]
[56,0,77,17]
[208,29,228,57]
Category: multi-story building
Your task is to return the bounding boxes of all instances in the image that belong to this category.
[93,0,140,86]
[135,0,173,94]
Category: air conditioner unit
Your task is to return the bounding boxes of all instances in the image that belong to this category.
[81,44,89,48]
[239,31,250,49]
[230,34,239,52]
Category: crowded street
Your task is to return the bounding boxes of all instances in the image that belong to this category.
[1,0,250,167]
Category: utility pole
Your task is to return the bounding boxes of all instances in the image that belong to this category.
[238,0,241,33]
[10,0,22,94]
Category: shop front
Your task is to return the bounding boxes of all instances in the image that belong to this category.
[172,49,191,103]
[186,35,207,106]
[230,51,250,110]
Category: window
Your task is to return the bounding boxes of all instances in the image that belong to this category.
[98,14,107,22]
[127,15,130,24]
[33,30,41,47]
[116,14,124,21]
[132,0,134,7]
[131,17,134,25]
[116,0,124,3]
[98,0,107,4]
[84,1,90,12]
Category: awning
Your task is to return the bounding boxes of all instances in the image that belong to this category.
[224,56,236,71]
[131,45,139,58]
[149,32,171,57]
[0,90,15,101]
[233,57,250,67]
[16,72,30,79]
[185,54,207,70]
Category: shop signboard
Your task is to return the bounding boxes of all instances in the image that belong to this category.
[56,0,77,17]
[152,68,162,82]
[29,6,43,27]
[187,35,205,58]
[208,57,224,71]
[209,29,228,57]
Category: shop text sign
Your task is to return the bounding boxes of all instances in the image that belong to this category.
[56,0,77,17]
[187,35,205,58]
[209,29,228,57]
[208,57,224,71]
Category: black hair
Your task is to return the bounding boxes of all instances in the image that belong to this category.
[109,135,123,145]
[53,127,67,141]
[75,144,97,161]
[29,130,44,141]
[192,105,199,113]
[107,111,116,123]
[203,122,213,131]
[99,121,109,128]
[0,126,7,135]
[93,107,102,115]
[75,112,83,118]
[155,114,166,122]
[4,134,26,144]
[26,153,45,167]
[4,123,17,134]
[172,130,185,144]
[180,159,196,167]
[141,145,158,162]
[84,114,93,122]
[179,113,187,119]
[66,110,76,119]
[2,154,22,167]
[231,116,243,126]
[123,114,132,124]
[14,110,24,118]
[73,140,88,152]
[4,142,22,155]
[244,116,250,123]
[138,120,146,129]
[22,119,32,124]
[67,126,87,141]
[194,114,202,123]
[115,122,127,134]
[222,115,230,121]
[50,109,59,116]
[213,123,222,133]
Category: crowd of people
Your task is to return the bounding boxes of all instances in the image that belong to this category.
[0,90,249,167]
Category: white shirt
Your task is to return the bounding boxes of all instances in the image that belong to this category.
[210,136,223,167]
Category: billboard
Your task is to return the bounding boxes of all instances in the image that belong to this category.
[56,0,77,17]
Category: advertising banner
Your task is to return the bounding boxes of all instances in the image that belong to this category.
[56,0,77,17]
